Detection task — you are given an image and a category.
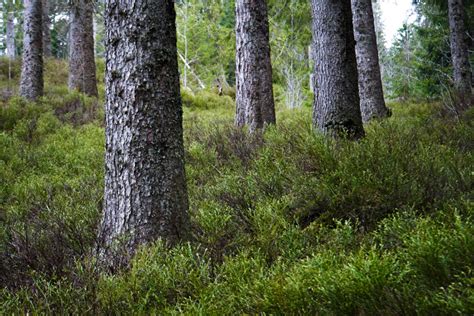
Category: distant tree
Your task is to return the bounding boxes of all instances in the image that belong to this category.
[310,0,364,139]
[352,0,390,121]
[385,23,418,100]
[387,0,472,102]
[235,0,276,130]
[268,0,312,109]
[448,0,472,105]
[42,0,51,57]
[98,0,190,268]
[0,1,18,57]
[6,10,15,59]
[20,0,43,101]
[174,0,236,90]
[68,0,98,97]
[372,0,387,60]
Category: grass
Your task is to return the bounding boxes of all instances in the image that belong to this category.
[0,58,473,314]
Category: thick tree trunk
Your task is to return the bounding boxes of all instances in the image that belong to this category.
[351,0,390,122]
[448,0,472,104]
[310,0,364,139]
[98,0,190,269]
[235,0,275,131]
[68,0,98,97]
[20,0,43,101]
[42,0,52,57]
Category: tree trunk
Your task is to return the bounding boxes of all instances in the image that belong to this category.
[235,0,275,131]
[448,0,472,105]
[20,0,43,101]
[351,0,390,122]
[42,0,52,57]
[68,0,98,97]
[6,11,15,59]
[98,0,190,269]
[310,0,364,139]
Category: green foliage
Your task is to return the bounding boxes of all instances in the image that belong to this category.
[0,94,104,288]
[181,89,234,111]
[176,0,236,89]
[174,0,313,109]
[386,2,474,101]
[98,242,211,314]
[1,60,473,314]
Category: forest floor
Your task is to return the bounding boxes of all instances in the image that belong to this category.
[0,58,473,314]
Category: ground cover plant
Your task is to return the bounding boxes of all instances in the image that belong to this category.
[0,58,473,314]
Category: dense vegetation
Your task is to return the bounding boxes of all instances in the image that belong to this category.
[1,58,473,314]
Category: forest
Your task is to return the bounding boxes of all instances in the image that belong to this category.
[0,0,473,314]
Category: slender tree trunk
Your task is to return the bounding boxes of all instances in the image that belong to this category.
[235,0,275,131]
[20,0,44,101]
[93,16,97,56]
[448,0,472,105]
[183,0,188,89]
[310,0,364,139]
[98,0,190,269]
[42,0,52,57]
[351,0,390,122]
[68,0,98,97]
[6,12,15,59]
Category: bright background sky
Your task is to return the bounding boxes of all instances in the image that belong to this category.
[379,0,417,47]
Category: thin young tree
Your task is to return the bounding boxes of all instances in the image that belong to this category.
[6,10,15,59]
[68,0,98,97]
[448,0,472,105]
[351,0,390,122]
[235,0,275,131]
[310,0,364,139]
[20,0,43,101]
[98,0,190,268]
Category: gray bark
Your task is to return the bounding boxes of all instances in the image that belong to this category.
[235,0,276,131]
[98,0,190,269]
[42,0,52,57]
[20,0,44,101]
[68,0,98,97]
[6,12,15,59]
[310,0,364,139]
[351,0,390,122]
[448,0,472,104]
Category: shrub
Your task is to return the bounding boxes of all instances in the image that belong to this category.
[182,89,234,110]
[0,99,473,314]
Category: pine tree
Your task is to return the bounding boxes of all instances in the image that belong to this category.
[98,0,190,269]
[448,0,472,105]
[235,0,276,131]
[310,0,364,139]
[352,0,390,121]
[42,0,52,57]
[19,0,44,101]
[68,0,98,97]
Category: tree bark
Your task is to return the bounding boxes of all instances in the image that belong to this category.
[448,0,472,105]
[6,11,15,59]
[351,0,390,122]
[68,0,98,97]
[235,0,275,131]
[98,0,190,269]
[42,0,52,57]
[310,0,364,139]
[20,0,44,101]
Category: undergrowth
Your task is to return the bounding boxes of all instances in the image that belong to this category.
[0,59,473,314]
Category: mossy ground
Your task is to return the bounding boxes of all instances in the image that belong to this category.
[0,58,473,314]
